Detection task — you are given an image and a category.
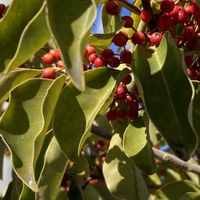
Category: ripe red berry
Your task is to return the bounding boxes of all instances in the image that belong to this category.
[184,3,198,15]
[127,109,138,120]
[93,56,107,68]
[42,67,56,79]
[83,63,88,71]
[122,16,134,28]
[84,44,96,58]
[140,10,152,23]
[122,75,132,85]
[116,84,127,98]
[116,109,127,119]
[107,56,121,68]
[160,0,174,13]
[149,32,163,45]
[131,32,146,45]
[157,13,172,30]
[101,49,114,60]
[124,94,133,103]
[56,60,64,68]
[105,0,120,16]
[120,49,132,64]
[112,31,128,47]
[88,53,97,63]
[49,49,61,60]
[42,53,54,65]
[184,56,193,67]
[107,110,117,121]
[0,4,5,15]
[186,38,198,50]
[183,26,196,41]
[177,9,188,23]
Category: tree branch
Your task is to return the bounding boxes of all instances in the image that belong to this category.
[91,124,200,175]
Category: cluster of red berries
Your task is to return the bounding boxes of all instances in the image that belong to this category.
[41,49,63,79]
[0,3,6,18]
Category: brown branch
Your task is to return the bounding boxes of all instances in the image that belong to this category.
[91,124,200,175]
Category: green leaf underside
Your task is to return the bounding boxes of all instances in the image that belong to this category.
[133,32,197,160]
[6,2,51,73]
[0,76,66,191]
[123,117,147,157]
[103,132,148,200]
[46,0,97,91]
[155,180,200,200]
[0,68,42,104]
[0,0,44,72]
[53,67,122,161]
[37,137,68,200]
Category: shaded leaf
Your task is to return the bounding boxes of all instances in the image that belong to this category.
[0,76,66,191]
[133,32,197,160]
[155,180,200,200]
[0,68,42,104]
[55,188,69,200]
[53,67,125,161]
[103,124,148,200]
[37,137,68,200]
[5,2,51,73]
[19,185,35,200]
[0,0,44,72]
[179,192,200,200]
[46,0,97,91]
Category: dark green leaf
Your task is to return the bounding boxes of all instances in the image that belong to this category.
[19,185,35,200]
[0,0,44,72]
[133,32,197,160]
[0,69,42,104]
[46,0,97,91]
[179,192,200,200]
[0,76,66,191]
[5,2,51,73]
[53,68,124,161]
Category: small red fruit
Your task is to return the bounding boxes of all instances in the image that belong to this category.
[93,56,107,68]
[88,53,97,63]
[49,49,61,60]
[157,13,172,30]
[149,32,163,45]
[105,0,120,16]
[112,31,128,47]
[116,109,127,119]
[107,56,121,68]
[127,110,138,120]
[42,67,56,79]
[120,49,132,64]
[184,3,198,15]
[160,0,174,13]
[107,110,117,121]
[101,49,114,60]
[56,60,64,68]
[84,44,96,58]
[183,26,196,41]
[122,75,132,85]
[131,32,146,45]
[42,53,54,65]
[116,84,127,98]
[0,4,6,15]
[122,16,134,28]
[177,9,188,23]
[140,10,152,23]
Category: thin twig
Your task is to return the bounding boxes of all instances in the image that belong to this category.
[91,124,200,175]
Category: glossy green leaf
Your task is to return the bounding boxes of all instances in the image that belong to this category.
[0,76,66,191]
[155,180,200,200]
[103,132,149,200]
[89,33,115,50]
[37,137,68,200]
[5,2,51,73]
[133,32,197,160]
[0,0,44,72]
[19,185,35,200]
[123,117,147,157]
[192,81,200,143]
[53,67,124,161]
[46,0,97,91]
[0,68,42,104]
[179,192,200,200]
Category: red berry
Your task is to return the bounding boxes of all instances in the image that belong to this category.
[183,26,196,41]
[186,38,198,50]
[157,13,172,30]
[0,4,5,15]
[140,10,152,23]
[42,53,54,65]
[184,3,198,15]
[122,75,132,85]
[101,49,114,60]
[112,31,128,47]
[84,44,96,58]
[184,56,193,67]
[122,16,134,28]
[107,110,117,121]
[83,63,88,71]
[49,49,61,60]
[160,0,174,13]
[125,94,133,103]
[93,56,107,68]
[88,53,97,63]
[131,32,146,45]
[116,109,127,119]
[127,110,138,120]
[107,56,121,68]
[56,60,64,68]
[42,67,56,79]
[177,9,188,23]
[149,32,163,45]
[105,0,120,16]
[116,84,127,98]
[129,101,138,111]
[120,49,132,64]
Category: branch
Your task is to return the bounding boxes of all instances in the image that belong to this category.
[91,124,200,175]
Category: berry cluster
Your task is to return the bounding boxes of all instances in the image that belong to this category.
[41,49,63,79]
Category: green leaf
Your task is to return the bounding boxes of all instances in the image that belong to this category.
[133,32,197,160]
[0,0,44,72]
[37,136,68,200]
[103,132,149,200]
[5,2,51,73]
[155,180,200,200]
[0,68,42,104]
[123,117,147,157]
[46,0,97,91]
[179,192,200,200]
[0,75,66,191]
[19,185,35,200]
[89,33,115,50]
[53,67,124,161]
[55,188,69,200]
